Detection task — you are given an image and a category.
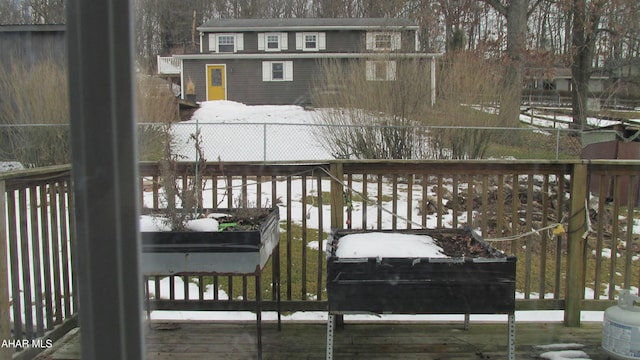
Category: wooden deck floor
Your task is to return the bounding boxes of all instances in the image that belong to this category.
[36,320,608,359]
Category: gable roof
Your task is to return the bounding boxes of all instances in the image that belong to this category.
[198,17,418,32]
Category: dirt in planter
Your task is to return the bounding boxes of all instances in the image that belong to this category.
[432,232,495,258]
[217,208,273,232]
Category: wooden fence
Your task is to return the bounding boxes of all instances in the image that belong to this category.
[2,160,639,356]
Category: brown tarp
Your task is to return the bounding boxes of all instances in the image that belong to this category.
[581,140,640,207]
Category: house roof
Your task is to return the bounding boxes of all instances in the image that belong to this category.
[198,17,418,32]
[174,52,441,60]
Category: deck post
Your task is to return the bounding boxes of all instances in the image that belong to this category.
[0,180,12,360]
[565,162,588,327]
[330,162,344,229]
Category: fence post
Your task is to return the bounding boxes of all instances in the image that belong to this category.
[564,162,588,327]
[263,123,267,162]
[330,162,344,229]
[0,180,12,359]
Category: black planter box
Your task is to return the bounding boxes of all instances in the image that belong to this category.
[140,207,279,275]
[327,228,517,315]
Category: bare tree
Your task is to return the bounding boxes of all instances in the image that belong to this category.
[0,0,31,24]
[568,0,605,128]
[482,0,542,126]
[28,0,65,24]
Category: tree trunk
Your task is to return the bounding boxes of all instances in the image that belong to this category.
[570,0,602,129]
[500,0,527,126]
[483,0,529,125]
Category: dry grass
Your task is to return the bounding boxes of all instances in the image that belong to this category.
[0,58,70,166]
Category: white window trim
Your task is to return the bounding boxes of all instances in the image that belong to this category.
[296,32,326,51]
[258,32,288,52]
[262,60,293,81]
[208,33,244,53]
[366,60,396,81]
[366,31,401,51]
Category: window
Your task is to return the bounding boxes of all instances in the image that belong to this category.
[296,32,326,51]
[375,34,392,49]
[211,68,222,86]
[218,35,235,53]
[366,60,396,81]
[262,61,293,81]
[267,35,279,49]
[272,62,284,80]
[258,32,288,51]
[208,33,244,53]
[305,34,317,49]
[366,32,401,51]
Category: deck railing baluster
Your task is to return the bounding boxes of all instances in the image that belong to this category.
[18,188,35,339]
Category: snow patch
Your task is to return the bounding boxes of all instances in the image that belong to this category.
[0,161,24,172]
[335,232,447,258]
[539,350,590,360]
[139,215,219,232]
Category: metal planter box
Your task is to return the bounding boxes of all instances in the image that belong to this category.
[140,207,280,275]
[327,228,517,315]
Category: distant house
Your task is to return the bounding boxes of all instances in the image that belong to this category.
[157,18,440,105]
[524,67,608,93]
[0,24,66,68]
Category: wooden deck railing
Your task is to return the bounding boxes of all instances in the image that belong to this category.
[0,165,77,359]
[2,160,639,356]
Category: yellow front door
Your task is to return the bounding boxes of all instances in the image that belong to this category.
[206,65,226,101]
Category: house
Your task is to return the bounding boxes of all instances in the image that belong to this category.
[157,18,440,105]
[524,67,608,93]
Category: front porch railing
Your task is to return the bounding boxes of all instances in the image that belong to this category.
[3,160,639,357]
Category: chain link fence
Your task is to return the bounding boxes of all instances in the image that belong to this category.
[0,123,585,166]
[166,122,583,162]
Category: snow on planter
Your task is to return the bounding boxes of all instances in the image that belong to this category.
[327,228,517,314]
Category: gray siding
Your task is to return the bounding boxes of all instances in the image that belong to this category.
[201,29,416,54]
[325,30,363,52]
[189,19,420,105]
[184,58,319,105]
[0,25,66,68]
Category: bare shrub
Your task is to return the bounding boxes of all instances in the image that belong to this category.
[157,126,207,231]
[136,74,179,160]
[312,51,510,160]
[0,59,70,167]
[0,59,177,166]
[311,55,433,159]
[430,51,513,159]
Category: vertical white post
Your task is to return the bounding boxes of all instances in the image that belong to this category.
[430,57,436,107]
[0,180,11,360]
[263,123,267,162]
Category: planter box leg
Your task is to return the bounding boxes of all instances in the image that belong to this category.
[326,314,335,360]
[508,313,516,360]
[256,274,262,360]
